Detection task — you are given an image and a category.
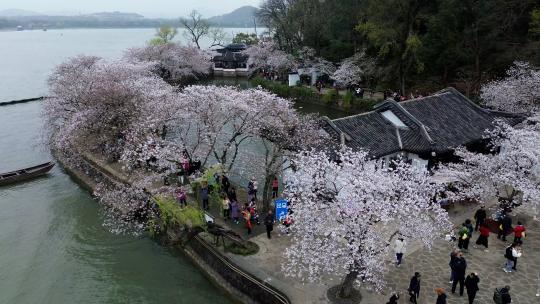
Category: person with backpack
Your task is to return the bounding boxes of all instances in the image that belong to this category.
[458,222,471,251]
[513,221,526,244]
[451,252,467,296]
[475,223,490,251]
[465,272,480,304]
[474,205,487,231]
[408,272,421,304]
[503,243,522,273]
[394,237,406,266]
[435,288,447,304]
[493,286,512,304]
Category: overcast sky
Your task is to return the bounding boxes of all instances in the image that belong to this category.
[2,0,262,18]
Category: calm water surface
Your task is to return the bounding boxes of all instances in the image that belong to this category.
[0,28,239,304]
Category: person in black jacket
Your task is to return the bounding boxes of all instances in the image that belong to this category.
[451,253,467,296]
[264,210,274,239]
[464,272,480,304]
[408,272,421,304]
[497,213,512,241]
[474,206,487,231]
[500,286,512,304]
[386,292,399,304]
[435,288,447,304]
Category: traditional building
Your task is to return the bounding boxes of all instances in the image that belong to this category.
[321,88,523,168]
[212,43,250,77]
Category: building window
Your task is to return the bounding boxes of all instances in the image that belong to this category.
[381,110,408,129]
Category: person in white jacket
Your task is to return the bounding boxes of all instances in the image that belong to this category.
[504,243,522,273]
[394,237,407,266]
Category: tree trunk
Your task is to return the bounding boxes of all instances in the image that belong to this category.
[338,270,359,298]
[262,174,274,212]
[399,60,406,96]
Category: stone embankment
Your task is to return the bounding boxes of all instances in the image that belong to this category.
[53,150,291,304]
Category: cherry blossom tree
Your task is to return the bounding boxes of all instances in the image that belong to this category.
[283,149,452,298]
[437,61,540,215]
[239,114,326,209]
[436,120,540,215]
[171,85,308,172]
[331,51,376,88]
[481,61,540,114]
[45,55,176,162]
[296,46,336,76]
[124,43,211,84]
[243,40,297,76]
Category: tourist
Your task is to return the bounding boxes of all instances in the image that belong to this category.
[247,179,254,201]
[386,292,399,304]
[228,186,237,202]
[176,187,187,207]
[394,237,406,267]
[252,177,258,200]
[200,183,209,211]
[435,288,447,304]
[475,223,490,251]
[282,212,293,234]
[242,204,252,235]
[458,222,471,251]
[464,272,480,304]
[451,252,467,296]
[222,196,230,220]
[497,213,512,242]
[408,272,421,304]
[513,221,526,244]
[503,242,522,273]
[449,249,460,283]
[494,286,512,304]
[473,205,487,231]
[221,174,230,195]
[264,210,274,239]
[272,177,279,198]
[230,200,239,224]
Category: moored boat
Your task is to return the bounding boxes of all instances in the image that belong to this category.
[0,162,55,186]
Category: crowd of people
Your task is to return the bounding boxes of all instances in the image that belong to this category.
[172,171,287,239]
[386,202,532,304]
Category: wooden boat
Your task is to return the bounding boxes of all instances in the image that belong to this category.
[0,162,55,186]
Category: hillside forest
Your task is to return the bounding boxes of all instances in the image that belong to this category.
[258,0,540,96]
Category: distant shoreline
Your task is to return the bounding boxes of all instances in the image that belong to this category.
[0,26,261,32]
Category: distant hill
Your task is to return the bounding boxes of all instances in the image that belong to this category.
[0,9,41,17]
[207,6,260,27]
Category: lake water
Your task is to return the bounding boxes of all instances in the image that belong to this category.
[0,28,250,304]
[0,27,348,304]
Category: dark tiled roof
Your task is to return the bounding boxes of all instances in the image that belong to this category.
[322,88,525,158]
[213,51,248,63]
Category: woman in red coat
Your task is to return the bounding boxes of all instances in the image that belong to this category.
[475,223,490,251]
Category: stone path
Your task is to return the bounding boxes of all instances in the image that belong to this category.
[219,204,540,304]
[383,213,540,304]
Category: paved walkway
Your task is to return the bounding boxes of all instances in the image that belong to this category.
[214,202,540,304]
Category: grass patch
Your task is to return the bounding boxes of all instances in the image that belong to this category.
[224,240,260,256]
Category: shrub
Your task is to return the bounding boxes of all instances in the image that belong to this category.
[322,90,339,105]
[343,92,354,109]
[151,196,205,236]
[224,240,260,256]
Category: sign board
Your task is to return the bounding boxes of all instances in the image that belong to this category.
[274,198,288,221]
